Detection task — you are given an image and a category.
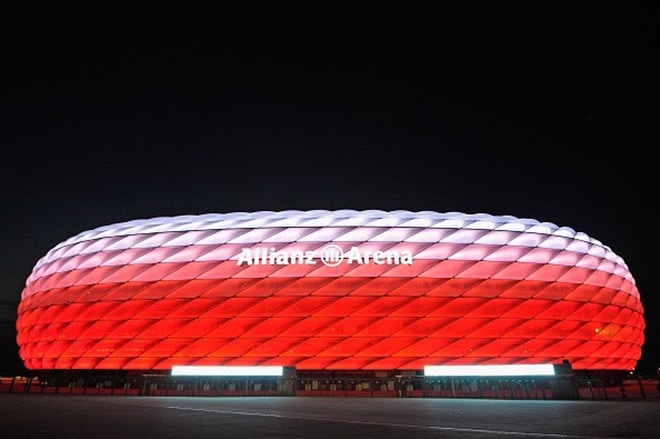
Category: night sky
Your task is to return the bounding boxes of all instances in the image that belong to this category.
[1,2,658,373]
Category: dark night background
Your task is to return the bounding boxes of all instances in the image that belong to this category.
[1,2,658,375]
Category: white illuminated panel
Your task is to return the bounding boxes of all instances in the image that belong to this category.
[424,364,556,377]
[171,365,284,376]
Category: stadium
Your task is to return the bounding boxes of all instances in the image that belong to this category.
[14,210,645,396]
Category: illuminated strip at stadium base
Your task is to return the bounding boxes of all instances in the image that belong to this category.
[171,365,284,377]
[424,364,556,377]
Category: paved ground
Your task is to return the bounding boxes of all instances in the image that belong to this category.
[1,394,658,438]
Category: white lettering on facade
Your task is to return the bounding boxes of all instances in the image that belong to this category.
[237,247,316,266]
[236,246,413,267]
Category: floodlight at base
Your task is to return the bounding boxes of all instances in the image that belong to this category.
[424,364,556,377]
[171,366,284,377]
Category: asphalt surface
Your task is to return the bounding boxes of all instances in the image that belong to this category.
[1,394,658,438]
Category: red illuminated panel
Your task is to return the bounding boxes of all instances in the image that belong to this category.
[16,210,645,372]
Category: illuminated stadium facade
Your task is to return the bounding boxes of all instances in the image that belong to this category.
[16,210,645,375]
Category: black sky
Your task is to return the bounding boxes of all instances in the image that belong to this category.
[1,1,658,373]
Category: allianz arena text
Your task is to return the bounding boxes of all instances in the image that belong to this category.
[16,210,645,372]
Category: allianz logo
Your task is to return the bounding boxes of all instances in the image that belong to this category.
[236,245,414,267]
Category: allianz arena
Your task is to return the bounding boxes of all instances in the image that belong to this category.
[16,210,645,373]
